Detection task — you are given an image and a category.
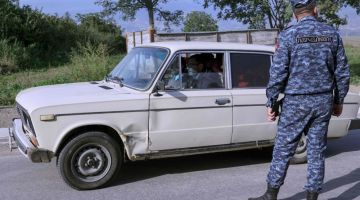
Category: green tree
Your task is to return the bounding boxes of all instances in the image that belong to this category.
[76,13,126,54]
[204,0,292,30]
[96,0,183,31]
[203,0,358,30]
[183,11,218,32]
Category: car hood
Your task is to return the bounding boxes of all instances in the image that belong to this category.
[16,82,145,114]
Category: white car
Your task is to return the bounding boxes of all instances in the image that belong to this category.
[9,42,360,190]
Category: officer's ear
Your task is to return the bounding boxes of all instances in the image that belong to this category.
[313,6,318,17]
[293,13,298,21]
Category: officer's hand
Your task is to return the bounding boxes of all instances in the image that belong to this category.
[332,104,343,117]
[267,107,277,121]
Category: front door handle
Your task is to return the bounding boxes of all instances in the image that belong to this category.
[215,98,231,105]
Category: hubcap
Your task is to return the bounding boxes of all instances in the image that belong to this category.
[77,148,105,176]
[295,135,307,154]
[71,144,112,182]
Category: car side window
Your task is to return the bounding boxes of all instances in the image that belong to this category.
[162,55,181,90]
[230,53,271,88]
[161,52,225,90]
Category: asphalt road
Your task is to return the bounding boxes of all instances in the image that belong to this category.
[0,130,359,200]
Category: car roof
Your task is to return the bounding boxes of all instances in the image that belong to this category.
[139,41,275,53]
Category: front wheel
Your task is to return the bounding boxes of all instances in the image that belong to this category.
[290,134,308,164]
[57,131,122,190]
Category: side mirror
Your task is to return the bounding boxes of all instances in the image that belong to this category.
[156,81,165,91]
[153,81,165,97]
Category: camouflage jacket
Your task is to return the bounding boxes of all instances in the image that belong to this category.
[266,16,350,107]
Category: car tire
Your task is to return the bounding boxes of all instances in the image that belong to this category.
[57,131,122,190]
[290,134,308,164]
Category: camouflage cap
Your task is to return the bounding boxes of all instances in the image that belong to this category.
[290,0,316,10]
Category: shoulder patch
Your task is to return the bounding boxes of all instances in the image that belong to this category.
[296,36,333,44]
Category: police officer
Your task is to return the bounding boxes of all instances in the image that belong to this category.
[248,0,350,200]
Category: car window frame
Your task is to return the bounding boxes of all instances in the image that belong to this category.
[112,46,171,92]
[158,50,229,92]
[227,51,274,90]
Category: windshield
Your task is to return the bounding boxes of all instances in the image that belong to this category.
[108,47,168,90]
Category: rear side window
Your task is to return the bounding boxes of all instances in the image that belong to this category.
[230,53,271,88]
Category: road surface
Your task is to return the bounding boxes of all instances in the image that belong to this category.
[0,131,359,200]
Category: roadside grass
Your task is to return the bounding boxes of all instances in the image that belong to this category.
[347,45,360,85]
[0,43,123,105]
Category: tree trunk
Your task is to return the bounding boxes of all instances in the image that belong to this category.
[267,11,274,28]
[146,1,155,30]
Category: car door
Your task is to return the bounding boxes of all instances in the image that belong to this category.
[229,51,278,143]
[149,52,233,151]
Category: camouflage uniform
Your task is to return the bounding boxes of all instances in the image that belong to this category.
[265,13,350,192]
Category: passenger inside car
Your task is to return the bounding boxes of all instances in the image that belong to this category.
[162,53,225,90]
[209,58,224,85]
[237,73,250,88]
[185,54,223,89]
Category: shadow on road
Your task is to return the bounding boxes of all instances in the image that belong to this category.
[111,131,360,187]
[112,146,273,186]
[325,130,360,159]
[281,131,360,200]
[281,168,360,200]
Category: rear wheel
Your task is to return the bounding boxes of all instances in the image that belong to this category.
[57,131,122,190]
[290,134,307,164]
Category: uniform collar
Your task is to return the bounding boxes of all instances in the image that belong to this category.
[298,15,317,22]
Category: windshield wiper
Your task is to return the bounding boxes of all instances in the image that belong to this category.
[104,74,124,87]
[105,74,112,82]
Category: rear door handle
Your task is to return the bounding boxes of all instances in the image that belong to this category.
[215,98,231,105]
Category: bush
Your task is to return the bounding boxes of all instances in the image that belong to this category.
[0,0,126,71]
[347,45,360,85]
[69,42,114,81]
[0,39,28,74]
[0,42,123,105]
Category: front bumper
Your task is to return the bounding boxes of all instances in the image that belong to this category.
[9,118,53,163]
[349,118,360,131]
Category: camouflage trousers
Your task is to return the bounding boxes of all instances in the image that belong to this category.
[267,93,333,192]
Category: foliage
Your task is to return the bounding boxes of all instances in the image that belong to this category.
[0,0,125,70]
[317,0,346,29]
[203,0,292,30]
[96,0,183,32]
[347,45,360,85]
[203,0,358,30]
[69,42,114,81]
[0,42,123,105]
[0,39,29,74]
[76,13,126,54]
[183,11,218,32]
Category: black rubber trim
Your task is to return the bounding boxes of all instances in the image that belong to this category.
[52,102,358,117]
[343,102,359,105]
[54,106,232,117]
[150,106,232,112]
[136,139,274,159]
[234,104,264,107]
[349,118,360,131]
[55,110,148,117]
[233,102,358,107]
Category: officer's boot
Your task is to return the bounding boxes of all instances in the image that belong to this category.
[248,184,279,200]
[306,191,319,200]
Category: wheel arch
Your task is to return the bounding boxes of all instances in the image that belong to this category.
[54,124,129,161]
